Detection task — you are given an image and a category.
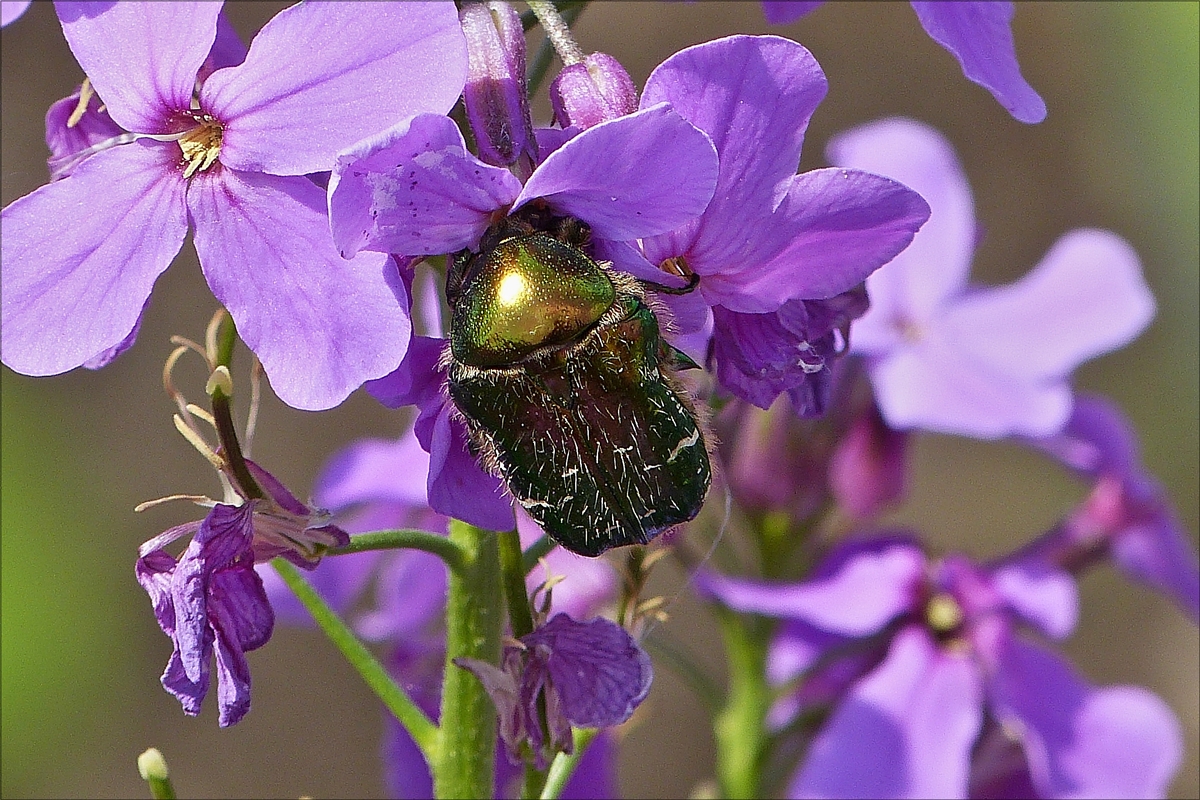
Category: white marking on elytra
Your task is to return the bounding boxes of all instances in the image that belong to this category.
[667,429,700,463]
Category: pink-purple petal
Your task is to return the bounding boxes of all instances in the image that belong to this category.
[640,36,827,270]
[328,114,522,258]
[869,334,1073,438]
[990,633,1183,798]
[44,87,124,179]
[910,2,1047,124]
[989,560,1078,640]
[314,435,431,511]
[761,1,823,25]
[708,168,929,312]
[695,543,924,636]
[55,1,219,134]
[513,103,719,240]
[945,229,1154,379]
[1,0,31,26]
[790,627,983,799]
[828,117,977,326]
[1,141,188,376]
[427,404,515,531]
[187,169,410,411]
[202,1,467,176]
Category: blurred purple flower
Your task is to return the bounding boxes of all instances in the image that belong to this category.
[761,1,1046,123]
[0,0,30,27]
[602,35,929,414]
[2,1,467,410]
[137,503,273,728]
[1016,394,1200,622]
[457,614,652,769]
[831,117,1155,438]
[698,536,1184,798]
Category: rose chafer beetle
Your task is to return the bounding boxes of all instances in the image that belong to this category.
[444,214,711,557]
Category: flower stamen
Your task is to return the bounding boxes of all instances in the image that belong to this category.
[179,116,224,178]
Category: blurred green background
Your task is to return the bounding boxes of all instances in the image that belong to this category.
[2,2,1196,797]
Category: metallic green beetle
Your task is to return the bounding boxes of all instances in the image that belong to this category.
[444,219,711,557]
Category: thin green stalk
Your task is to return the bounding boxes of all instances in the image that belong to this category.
[499,528,535,638]
[433,520,504,799]
[522,534,557,574]
[540,727,598,800]
[712,607,771,799]
[526,4,585,95]
[272,559,439,758]
[527,0,584,65]
[329,528,464,570]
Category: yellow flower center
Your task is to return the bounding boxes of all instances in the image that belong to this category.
[179,116,224,178]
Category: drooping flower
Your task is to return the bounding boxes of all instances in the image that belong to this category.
[1015,394,1200,622]
[698,536,1184,798]
[761,1,1047,123]
[2,1,468,410]
[456,614,653,769]
[137,422,348,726]
[137,504,271,728]
[598,35,931,415]
[830,117,1155,438]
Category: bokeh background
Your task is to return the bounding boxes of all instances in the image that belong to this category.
[2,2,1196,797]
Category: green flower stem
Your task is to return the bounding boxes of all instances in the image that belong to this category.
[526,4,586,95]
[540,727,598,800]
[499,528,535,638]
[712,607,771,799]
[271,558,439,759]
[136,748,176,800]
[499,530,553,798]
[527,0,584,66]
[433,520,504,799]
[206,313,263,501]
[329,529,464,570]
[522,534,557,574]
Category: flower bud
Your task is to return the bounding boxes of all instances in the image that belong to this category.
[459,1,534,166]
[550,52,638,130]
[828,402,909,520]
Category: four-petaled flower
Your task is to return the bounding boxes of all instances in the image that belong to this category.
[698,536,1184,798]
[2,1,468,410]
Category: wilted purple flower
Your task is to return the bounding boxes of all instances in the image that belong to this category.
[831,117,1155,438]
[137,444,347,727]
[1016,394,1200,622]
[137,503,273,728]
[457,614,652,769]
[600,35,930,414]
[761,1,1046,123]
[2,1,468,410]
[0,0,29,27]
[698,536,1184,798]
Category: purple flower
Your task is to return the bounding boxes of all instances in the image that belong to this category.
[1,1,468,410]
[830,117,1155,438]
[137,447,347,727]
[0,0,30,27]
[550,52,639,130]
[136,503,273,728]
[761,2,1046,123]
[698,536,1184,798]
[603,35,930,413]
[327,95,719,262]
[456,614,652,769]
[1016,394,1200,622]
